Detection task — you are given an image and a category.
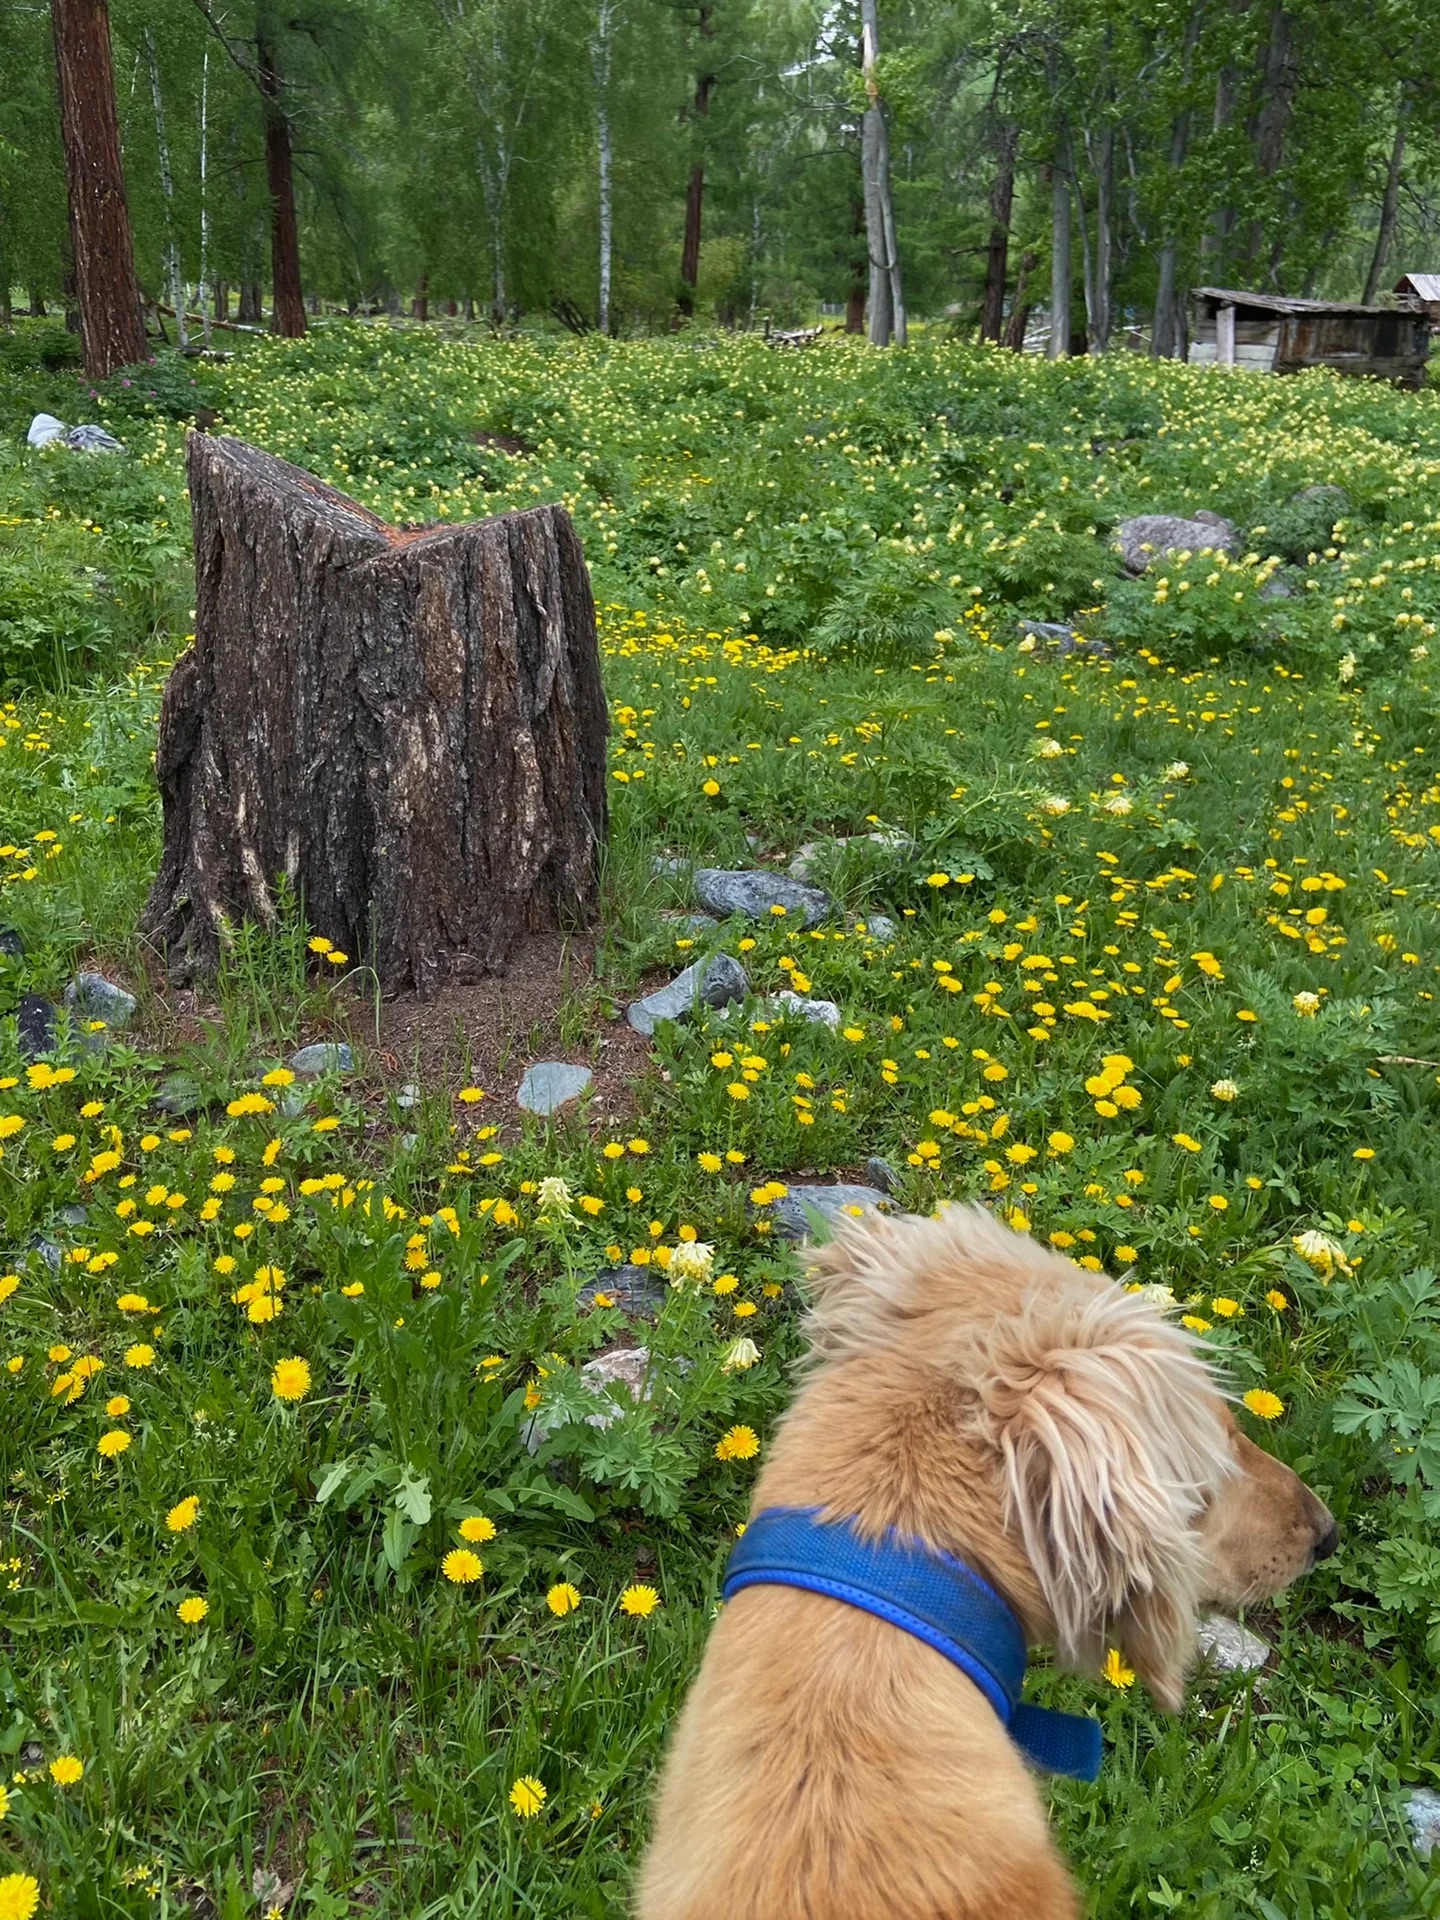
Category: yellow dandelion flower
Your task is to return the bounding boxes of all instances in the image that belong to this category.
[96,1429,131,1458]
[1102,1648,1135,1689]
[177,1596,209,1624]
[442,1548,483,1584]
[166,1496,199,1533]
[0,1874,39,1920]
[715,1424,760,1461]
[49,1754,83,1786]
[459,1514,497,1544]
[509,1775,546,1818]
[619,1584,660,1617]
[271,1356,311,1403]
[1242,1388,1285,1420]
[547,1582,581,1617]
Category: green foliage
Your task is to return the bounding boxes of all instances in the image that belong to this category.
[0,331,1436,1916]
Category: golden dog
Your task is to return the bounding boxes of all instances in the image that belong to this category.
[639,1204,1335,1920]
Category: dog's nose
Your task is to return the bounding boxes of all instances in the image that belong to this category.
[1312,1519,1339,1564]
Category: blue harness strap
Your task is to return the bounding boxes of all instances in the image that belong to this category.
[723,1506,1102,1783]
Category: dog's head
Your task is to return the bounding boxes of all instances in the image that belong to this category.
[802,1204,1335,1712]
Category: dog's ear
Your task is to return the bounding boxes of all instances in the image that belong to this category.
[978,1288,1231,1711]
[802,1211,926,1362]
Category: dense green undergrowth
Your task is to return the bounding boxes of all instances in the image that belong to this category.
[0,324,1435,1917]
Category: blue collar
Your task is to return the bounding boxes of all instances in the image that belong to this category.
[723,1506,1102,1782]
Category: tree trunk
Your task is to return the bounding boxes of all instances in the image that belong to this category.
[1003,249,1036,350]
[237,278,262,324]
[1089,126,1114,352]
[144,28,187,349]
[197,47,211,346]
[845,186,866,333]
[980,121,1017,342]
[678,3,714,314]
[860,0,905,346]
[1362,92,1408,304]
[256,23,306,338]
[49,0,148,378]
[1048,160,1071,359]
[414,273,429,322]
[142,436,608,996]
[215,279,229,323]
[592,0,615,335]
[1153,0,1201,358]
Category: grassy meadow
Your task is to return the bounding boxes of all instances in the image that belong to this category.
[0,322,1437,1917]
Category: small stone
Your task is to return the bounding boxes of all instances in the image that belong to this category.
[15,994,56,1061]
[59,1204,88,1227]
[65,972,137,1030]
[789,830,911,883]
[289,1042,354,1077]
[861,914,897,942]
[28,1235,62,1273]
[578,1264,669,1319]
[517,1061,593,1114]
[0,926,23,960]
[1017,620,1114,661]
[771,1183,891,1242]
[628,952,750,1036]
[1406,1787,1440,1858]
[865,1156,898,1195]
[660,911,719,935]
[769,989,843,1030]
[1194,1615,1271,1673]
[651,855,692,878]
[694,868,834,928]
[1114,512,1239,575]
[396,1082,421,1110]
[524,1344,656,1454]
[155,1071,205,1116]
[1258,572,1297,602]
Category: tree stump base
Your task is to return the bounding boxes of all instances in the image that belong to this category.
[141,434,608,996]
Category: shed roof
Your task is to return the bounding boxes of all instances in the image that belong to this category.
[1191,286,1404,318]
[1395,273,1440,302]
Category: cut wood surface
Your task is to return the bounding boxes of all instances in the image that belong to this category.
[141,434,608,995]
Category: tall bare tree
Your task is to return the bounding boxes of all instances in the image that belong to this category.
[859,0,904,345]
[49,0,148,376]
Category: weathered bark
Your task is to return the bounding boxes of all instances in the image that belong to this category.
[142,436,608,996]
[1048,159,1071,359]
[237,277,262,323]
[256,22,306,338]
[414,273,429,322]
[1362,92,1408,305]
[678,4,714,314]
[50,0,148,377]
[591,0,616,334]
[860,0,904,346]
[980,121,1017,342]
[1153,0,1202,358]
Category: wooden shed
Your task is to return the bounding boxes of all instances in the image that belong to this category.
[1394,274,1440,324]
[1187,287,1430,388]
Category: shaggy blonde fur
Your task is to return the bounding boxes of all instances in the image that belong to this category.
[638,1204,1334,1920]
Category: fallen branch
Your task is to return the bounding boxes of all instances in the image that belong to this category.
[1377,1055,1440,1068]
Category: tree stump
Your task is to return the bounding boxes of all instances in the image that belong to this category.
[141,434,608,996]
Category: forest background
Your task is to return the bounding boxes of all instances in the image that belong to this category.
[6,0,1440,357]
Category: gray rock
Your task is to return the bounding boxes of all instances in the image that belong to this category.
[660,911,719,935]
[866,1156,899,1195]
[59,1204,89,1227]
[695,868,834,928]
[1195,1614,1271,1673]
[155,1071,205,1116]
[1115,513,1239,574]
[28,1235,61,1274]
[578,1264,669,1319]
[65,423,125,454]
[771,1183,891,1242]
[1258,574,1296,601]
[861,914,898,942]
[289,1041,353,1077]
[517,1060,593,1114]
[1017,620,1114,661]
[788,830,913,883]
[27,413,66,449]
[1293,484,1350,513]
[627,952,750,1036]
[651,855,692,879]
[524,1344,655,1454]
[15,994,56,1061]
[769,989,843,1030]
[1406,1787,1440,1859]
[396,1082,421,1110]
[65,972,137,1030]
[0,926,23,960]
